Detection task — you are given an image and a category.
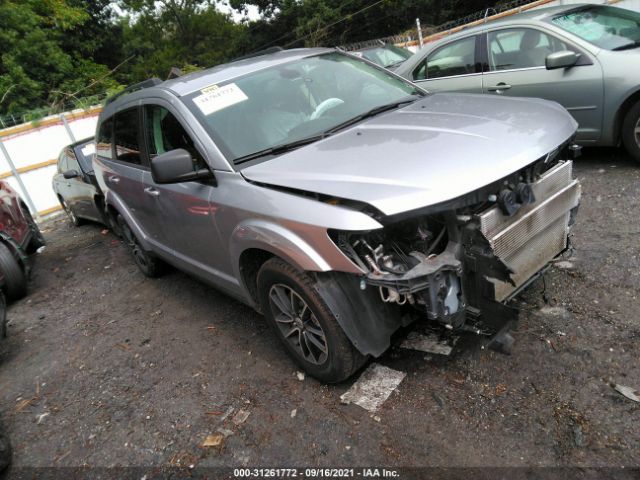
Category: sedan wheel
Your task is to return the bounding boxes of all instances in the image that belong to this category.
[622,101,640,162]
[61,198,81,227]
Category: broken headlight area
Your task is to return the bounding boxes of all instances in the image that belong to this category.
[330,158,581,348]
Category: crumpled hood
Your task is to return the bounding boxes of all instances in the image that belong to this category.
[241,93,578,216]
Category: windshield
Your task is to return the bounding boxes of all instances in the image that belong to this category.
[360,46,412,68]
[549,6,640,50]
[184,52,422,163]
[74,141,96,172]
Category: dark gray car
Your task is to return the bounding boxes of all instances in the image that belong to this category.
[52,138,107,226]
[93,48,581,382]
[396,4,640,161]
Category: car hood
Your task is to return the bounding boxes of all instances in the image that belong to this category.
[241,93,577,216]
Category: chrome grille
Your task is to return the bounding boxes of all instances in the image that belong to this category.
[478,161,581,302]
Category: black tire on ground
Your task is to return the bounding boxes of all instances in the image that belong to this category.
[116,214,165,278]
[622,101,640,162]
[0,292,6,338]
[20,203,45,253]
[0,243,26,301]
[59,196,82,227]
[257,257,366,383]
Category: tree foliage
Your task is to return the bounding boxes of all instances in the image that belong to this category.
[0,0,494,117]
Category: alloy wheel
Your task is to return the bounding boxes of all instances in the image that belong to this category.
[635,117,640,149]
[118,218,149,269]
[268,284,328,365]
[62,200,78,225]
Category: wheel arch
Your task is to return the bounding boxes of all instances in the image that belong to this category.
[614,87,640,145]
[230,220,334,310]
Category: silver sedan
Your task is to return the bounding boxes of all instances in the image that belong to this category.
[395,4,640,161]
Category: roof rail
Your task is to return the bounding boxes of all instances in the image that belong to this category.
[105,78,163,105]
[232,46,284,63]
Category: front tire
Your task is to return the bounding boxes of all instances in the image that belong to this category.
[257,258,365,383]
[0,292,6,338]
[0,243,26,301]
[622,101,640,162]
[60,197,82,227]
[116,214,165,278]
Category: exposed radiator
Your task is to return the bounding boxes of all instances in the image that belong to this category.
[478,160,581,302]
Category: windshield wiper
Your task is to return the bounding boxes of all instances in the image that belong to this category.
[612,41,640,51]
[234,134,325,164]
[325,96,421,135]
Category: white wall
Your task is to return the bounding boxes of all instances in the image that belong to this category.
[0,110,99,216]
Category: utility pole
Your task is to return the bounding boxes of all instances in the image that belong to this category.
[416,18,424,48]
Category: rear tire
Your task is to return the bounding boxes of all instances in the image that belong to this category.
[116,214,165,278]
[257,258,366,383]
[622,101,640,162]
[0,243,26,301]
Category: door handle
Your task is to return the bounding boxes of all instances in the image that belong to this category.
[487,83,512,93]
[144,187,160,197]
[108,176,120,184]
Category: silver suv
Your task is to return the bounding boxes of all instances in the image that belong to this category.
[94,48,581,382]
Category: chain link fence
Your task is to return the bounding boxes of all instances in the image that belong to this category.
[340,0,543,51]
[0,92,109,130]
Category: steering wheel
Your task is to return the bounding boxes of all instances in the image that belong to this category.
[310,98,345,120]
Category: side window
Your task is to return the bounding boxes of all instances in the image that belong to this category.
[414,36,477,80]
[488,28,573,71]
[144,105,207,170]
[113,108,142,165]
[96,117,113,159]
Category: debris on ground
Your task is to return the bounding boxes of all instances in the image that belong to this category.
[400,331,455,356]
[296,371,305,381]
[35,412,49,424]
[554,261,574,270]
[340,363,406,412]
[290,409,297,418]
[101,229,109,236]
[612,383,640,403]
[201,433,224,447]
[232,409,250,426]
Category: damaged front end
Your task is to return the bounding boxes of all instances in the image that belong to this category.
[329,150,581,354]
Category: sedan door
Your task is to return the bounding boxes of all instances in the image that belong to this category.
[482,27,604,143]
[410,35,483,93]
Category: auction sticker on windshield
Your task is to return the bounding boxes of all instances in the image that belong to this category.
[193,83,248,115]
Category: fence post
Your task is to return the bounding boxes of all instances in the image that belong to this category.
[60,114,76,143]
[416,18,424,48]
[0,140,39,219]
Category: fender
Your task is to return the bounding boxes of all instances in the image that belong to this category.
[230,219,332,285]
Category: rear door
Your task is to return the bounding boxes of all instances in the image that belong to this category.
[411,35,483,93]
[66,148,98,221]
[482,26,604,142]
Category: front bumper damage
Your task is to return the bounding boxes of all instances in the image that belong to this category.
[325,156,581,357]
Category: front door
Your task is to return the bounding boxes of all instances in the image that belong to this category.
[482,27,604,143]
[140,103,230,284]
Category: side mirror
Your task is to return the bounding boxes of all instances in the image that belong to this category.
[546,50,578,70]
[63,170,79,179]
[150,148,213,184]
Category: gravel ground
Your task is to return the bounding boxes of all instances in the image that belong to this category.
[0,148,638,477]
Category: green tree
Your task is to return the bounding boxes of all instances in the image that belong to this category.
[0,0,121,116]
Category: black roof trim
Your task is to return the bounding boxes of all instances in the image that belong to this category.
[104,78,163,106]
